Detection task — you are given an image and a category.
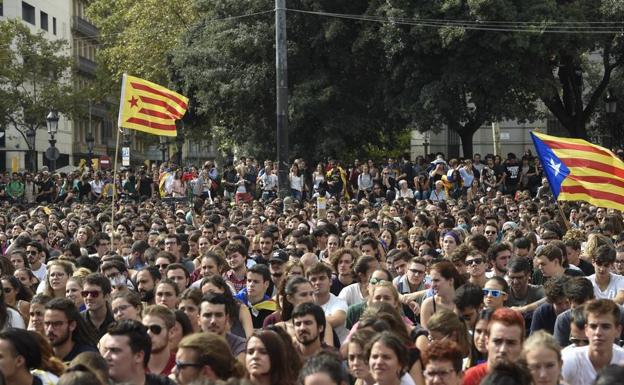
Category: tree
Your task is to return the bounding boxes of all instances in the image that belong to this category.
[0,20,82,154]
[169,0,412,161]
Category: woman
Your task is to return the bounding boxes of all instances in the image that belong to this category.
[2,275,31,324]
[368,331,424,385]
[482,276,509,311]
[171,170,186,198]
[111,290,142,321]
[0,278,25,329]
[9,252,29,270]
[43,260,74,298]
[178,288,202,332]
[300,353,348,385]
[14,268,38,295]
[200,275,253,338]
[415,309,470,363]
[169,310,193,354]
[330,248,356,296]
[246,329,297,385]
[27,294,52,335]
[440,231,460,257]
[66,276,85,312]
[154,280,179,309]
[338,255,379,307]
[467,309,494,368]
[357,163,374,200]
[289,163,303,202]
[380,229,397,252]
[396,180,414,199]
[348,329,376,385]
[284,260,305,280]
[521,330,563,385]
[420,261,464,328]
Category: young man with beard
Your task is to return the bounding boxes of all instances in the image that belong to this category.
[26,241,46,282]
[486,243,512,278]
[44,298,98,362]
[199,292,246,361]
[142,305,176,377]
[81,273,115,339]
[103,319,175,385]
[135,267,161,306]
[292,303,332,358]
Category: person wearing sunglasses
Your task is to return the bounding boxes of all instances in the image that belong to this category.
[142,305,177,377]
[465,251,488,288]
[81,273,114,340]
[561,307,589,354]
[482,277,509,311]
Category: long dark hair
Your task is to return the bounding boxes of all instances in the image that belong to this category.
[247,330,295,385]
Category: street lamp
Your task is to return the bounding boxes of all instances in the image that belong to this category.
[175,121,184,166]
[86,131,95,170]
[605,89,617,149]
[46,110,59,171]
[25,128,36,171]
[159,136,168,164]
[422,132,430,159]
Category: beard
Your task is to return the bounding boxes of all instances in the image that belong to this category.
[140,289,155,302]
[297,332,319,346]
[49,329,71,347]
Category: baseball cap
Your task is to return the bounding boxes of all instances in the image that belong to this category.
[270,249,288,264]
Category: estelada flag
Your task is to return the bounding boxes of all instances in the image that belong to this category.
[117,74,188,137]
[531,131,624,211]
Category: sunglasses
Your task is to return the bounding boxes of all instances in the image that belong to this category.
[485,231,497,235]
[369,277,387,285]
[482,289,506,298]
[175,360,203,370]
[81,290,101,298]
[466,258,483,266]
[156,264,169,270]
[147,324,163,335]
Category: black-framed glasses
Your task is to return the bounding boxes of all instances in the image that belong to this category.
[147,324,163,335]
[466,258,483,266]
[156,264,169,270]
[175,360,204,369]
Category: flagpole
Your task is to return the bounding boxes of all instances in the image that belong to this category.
[110,125,121,252]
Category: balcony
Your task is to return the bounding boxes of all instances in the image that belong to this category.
[72,16,98,39]
[76,56,97,76]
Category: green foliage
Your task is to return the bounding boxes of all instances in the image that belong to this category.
[0,20,82,148]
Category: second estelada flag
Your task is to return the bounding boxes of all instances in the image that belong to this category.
[117,74,188,137]
[531,131,624,211]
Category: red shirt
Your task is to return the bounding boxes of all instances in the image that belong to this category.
[463,363,488,385]
[147,352,176,377]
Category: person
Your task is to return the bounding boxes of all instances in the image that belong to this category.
[367,331,421,385]
[300,353,349,385]
[0,328,43,385]
[246,329,297,385]
[111,290,143,321]
[534,243,584,283]
[199,292,246,360]
[142,305,176,376]
[562,299,624,385]
[292,302,330,358]
[102,319,176,385]
[416,309,470,361]
[482,277,508,311]
[307,263,349,344]
[347,329,376,385]
[462,308,525,385]
[44,297,98,362]
[235,264,277,329]
[155,279,179,310]
[81,273,115,339]
[485,244,512,278]
[521,330,563,385]
[530,275,570,334]
[464,250,487,288]
[0,275,25,329]
[165,263,191,293]
[593,364,624,385]
[479,360,532,385]
[135,267,161,306]
[453,283,483,331]
[421,261,464,328]
[423,340,464,385]
[27,294,52,335]
[174,332,246,385]
[43,260,73,299]
[588,244,624,303]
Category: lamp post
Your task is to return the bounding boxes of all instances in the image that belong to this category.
[605,89,618,150]
[423,132,430,159]
[86,131,95,170]
[25,128,36,171]
[159,136,168,164]
[175,121,184,166]
[46,110,59,172]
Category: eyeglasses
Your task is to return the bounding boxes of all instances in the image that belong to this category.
[81,290,101,298]
[44,320,67,329]
[27,250,38,255]
[112,304,131,314]
[175,360,203,370]
[482,289,506,298]
[424,368,455,379]
[569,337,589,346]
[465,258,483,266]
[147,324,163,335]
[369,277,387,285]
[156,264,170,270]
[485,231,497,235]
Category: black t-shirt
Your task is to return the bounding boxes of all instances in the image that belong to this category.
[62,342,98,363]
[504,162,520,186]
[139,176,153,197]
[145,373,176,385]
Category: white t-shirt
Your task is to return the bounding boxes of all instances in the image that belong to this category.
[338,283,364,307]
[32,263,47,282]
[562,345,624,385]
[6,307,25,329]
[588,273,624,300]
[319,293,348,343]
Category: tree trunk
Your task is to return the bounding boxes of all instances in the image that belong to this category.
[459,129,475,158]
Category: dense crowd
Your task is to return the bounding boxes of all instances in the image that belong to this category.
[0,150,621,385]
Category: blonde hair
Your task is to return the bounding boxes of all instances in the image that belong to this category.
[370,281,401,311]
[178,332,246,379]
[584,233,613,259]
[521,330,561,362]
[426,309,470,358]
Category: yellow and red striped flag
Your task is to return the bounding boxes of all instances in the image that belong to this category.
[531,131,624,211]
[117,74,188,137]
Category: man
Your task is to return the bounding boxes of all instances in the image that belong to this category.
[142,305,176,376]
[127,240,149,271]
[583,215,599,234]
[26,241,46,281]
[512,237,533,260]
[174,333,239,385]
[554,277,596,347]
[565,238,594,276]
[269,249,288,297]
[534,243,584,283]
[132,222,148,242]
[201,223,216,245]
[102,260,135,292]
[359,238,379,260]
[45,298,98,362]
[164,234,194,273]
[453,283,483,330]
[0,329,43,385]
[462,308,525,385]
[390,251,411,288]
[223,243,249,293]
[292,302,329,358]
[484,224,498,245]
[529,275,570,334]
[486,243,512,277]
[562,299,624,385]
[253,231,275,265]
[93,233,112,259]
[135,267,161,305]
[103,319,175,385]
[235,264,276,328]
[306,262,348,343]
[199,292,246,360]
[505,257,545,314]
[614,247,624,276]
[424,340,464,385]
[81,273,115,338]
[588,244,624,303]
[165,263,190,293]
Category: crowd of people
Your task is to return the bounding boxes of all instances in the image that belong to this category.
[0,149,621,385]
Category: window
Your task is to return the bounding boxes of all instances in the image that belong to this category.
[53,17,57,35]
[22,2,36,25]
[40,11,49,31]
